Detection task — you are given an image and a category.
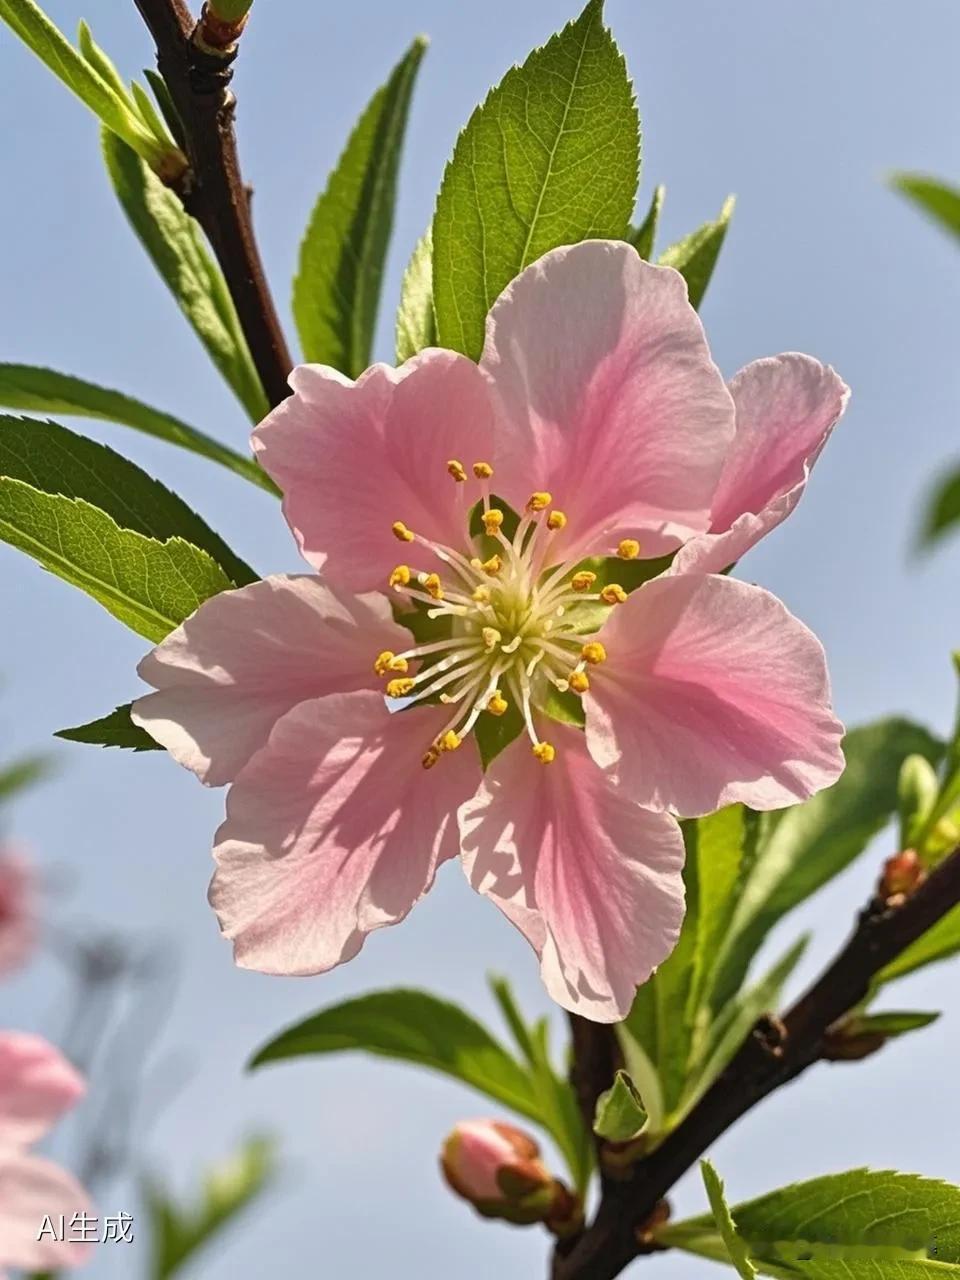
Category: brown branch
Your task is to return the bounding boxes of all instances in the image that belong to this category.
[134,0,293,409]
[553,845,960,1280]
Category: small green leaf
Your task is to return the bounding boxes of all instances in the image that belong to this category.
[893,173,960,244]
[898,753,941,851]
[630,183,665,260]
[101,131,267,422]
[875,902,960,986]
[433,0,639,359]
[76,19,128,100]
[540,685,586,729]
[916,464,960,553]
[843,1010,939,1038]
[475,697,525,770]
[659,195,735,309]
[56,704,160,752]
[700,1161,758,1280]
[488,974,538,1065]
[144,1136,275,1280]
[593,1070,647,1143]
[0,366,276,495]
[0,754,54,804]
[395,229,436,363]
[0,0,181,174]
[294,37,426,375]
[0,415,256,587]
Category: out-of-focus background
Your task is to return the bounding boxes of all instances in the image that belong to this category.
[2,1,960,1275]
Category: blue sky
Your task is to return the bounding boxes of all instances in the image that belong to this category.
[2,1,960,1276]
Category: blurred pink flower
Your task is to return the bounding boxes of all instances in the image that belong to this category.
[0,850,37,978]
[133,240,846,1021]
[0,1031,91,1276]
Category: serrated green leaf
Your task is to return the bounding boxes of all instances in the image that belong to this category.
[294,38,426,375]
[395,229,436,362]
[659,195,735,310]
[707,718,944,1014]
[700,1161,758,1280]
[893,173,960,245]
[0,0,179,173]
[0,415,255,587]
[101,132,267,422]
[0,754,54,803]
[433,0,639,359]
[144,1136,275,1280]
[594,1070,647,1142]
[660,1168,960,1276]
[916,464,960,553]
[56,704,160,752]
[0,366,276,495]
[630,183,665,260]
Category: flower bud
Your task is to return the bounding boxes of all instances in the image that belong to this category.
[440,1120,581,1233]
[879,848,926,903]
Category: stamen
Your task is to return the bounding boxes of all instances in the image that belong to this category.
[526,491,552,512]
[482,627,502,651]
[569,671,590,694]
[473,461,494,480]
[618,539,641,560]
[487,690,509,716]
[547,510,567,531]
[600,583,628,605]
[389,565,411,589]
[386,677,416,698]
[374,651,408,676]
[472,585,492,603]
[581,642,607,665]
[422,746,441,770]
[532,742,556,764]
[421,572,444,602]
[447,459,467,483]
[440,730,462,752]
[392,521,415,543]
[571,571,597,593]
[482,509,505,536]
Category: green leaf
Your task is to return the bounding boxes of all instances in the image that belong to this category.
[524,1019,593,1195]
[660,1168,960,1275]
[250,989,543,1123]
[0,754,54,804]
[293,37,426,375]
[700,1160,758,1280]
[593,1070,647,1143]
[0,415,256,587]
[0,366,277,495]
[898,753,941,850]
[875,902,960,986]
[101,131,267,422]
[893,173,960,245]
[56,704,160,752]
[615,1027,666,1136]
[630,183,665,260]
[659,195,735,310]
[145,1136,275,1280]
[916,464,960,553]
[75,19,128,100]
[433,0,639,359]
[475,697,525,770]
[842,1010,939,1038]
[395,229,436,363]
[707,718,944,1014]
[488,973,538,1065]
[0,0,180,174]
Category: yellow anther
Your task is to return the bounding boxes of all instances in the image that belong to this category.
[447,459,467,483]
[547,510,567,531]
[487,691,509,717]
[571,571,597,593]
[532,742,556,764]
[482,508,505,535]
[618,539,641,560]
[569,671,590,694]
[473,461,494,480]
[601,583,628,605]
[482,627,502,651]
[526,491,552,513]
[386,677,416,699]
[422,573,444,601]
[392,521,415,543]
[374,650,409,677]
[581,642,607,666]
[389,564,412,589]
[472,584,492,604]
[440,730,462,752]
[422,746,441,770]
[481,555,502,576]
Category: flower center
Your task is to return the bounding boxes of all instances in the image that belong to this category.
[374,461,639,768]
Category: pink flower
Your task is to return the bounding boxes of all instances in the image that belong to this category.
[133,240,846,1022]
[0,1032,91,1276]
[0,850,37,978]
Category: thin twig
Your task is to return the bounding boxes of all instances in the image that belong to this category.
[134,0,293,408]
[553,845,960,1280]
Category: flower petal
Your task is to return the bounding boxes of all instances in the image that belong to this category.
[673,354,849,574]
[0,1152,92,1271]
[253,352,496,590]
[480,241,735,559]
[0,1033,84,1149]
[132,576,407,786]
[210,691,481,975]
[0,851,36,978]
[459,726,686,1022]
[585,574,845,816]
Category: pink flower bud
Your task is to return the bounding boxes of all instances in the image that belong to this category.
[0,848,37,978]
[879,848,926,902]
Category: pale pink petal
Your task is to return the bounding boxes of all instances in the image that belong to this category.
[0,852,36,978]
[253,352,496,590]
[585,574,845,816]
[211,691,480,975]
[480,241,735,560]
[673,354,849,574]
[0,1033,84,1149]
[459,726,685,1022]
[132,576,407,786]
[0,1151,92,1270]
